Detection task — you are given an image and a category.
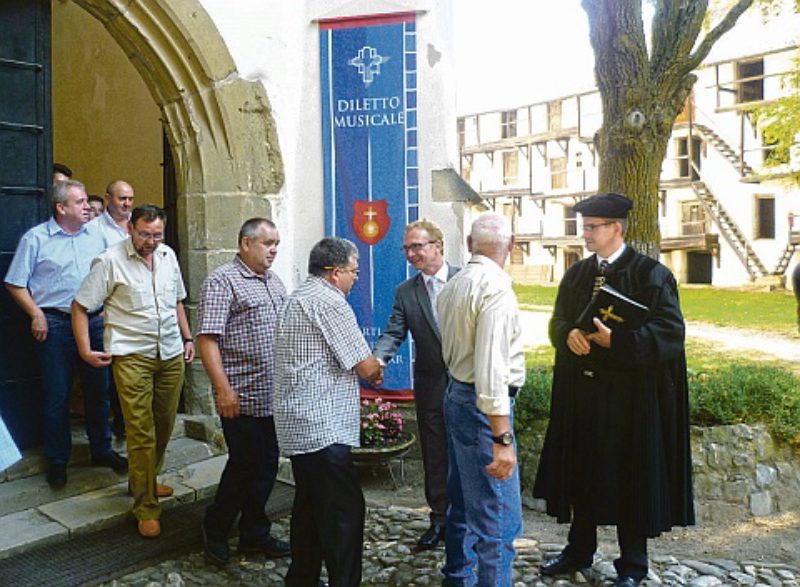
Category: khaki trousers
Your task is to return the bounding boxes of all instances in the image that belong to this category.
[113,353,184,521]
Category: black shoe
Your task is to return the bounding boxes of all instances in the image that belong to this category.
[613,577,642,587]
[202,524,230,567]
[540,552,591,576]
[238,535,291,558]
[46,464,67,490]
[91,451,128,474]
[417,522,446,550]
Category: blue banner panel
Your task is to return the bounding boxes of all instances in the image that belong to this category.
[320,13,418,395]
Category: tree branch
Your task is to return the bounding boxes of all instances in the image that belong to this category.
[686,0,755,71]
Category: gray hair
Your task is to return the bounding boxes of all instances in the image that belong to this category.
[470,213,512,248]
[308,237,359,276]
[238,217,276,245]
[52,180,86,215]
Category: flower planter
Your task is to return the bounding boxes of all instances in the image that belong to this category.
[352,432,416,488]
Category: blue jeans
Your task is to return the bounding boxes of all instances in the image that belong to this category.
[442,380,522,587]
[36,311,112,465]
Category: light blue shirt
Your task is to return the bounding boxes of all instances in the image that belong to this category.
[91,210,130,247]
[4,218,108,313]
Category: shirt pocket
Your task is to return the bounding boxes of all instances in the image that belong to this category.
[117,284,151,311]
[158,281,178,310]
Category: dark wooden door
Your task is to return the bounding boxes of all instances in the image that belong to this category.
[0,0,52,449]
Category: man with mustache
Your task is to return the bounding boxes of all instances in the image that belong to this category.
[72,204,194,539]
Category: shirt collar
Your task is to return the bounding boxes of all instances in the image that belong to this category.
[311,274,346,298]
[422,262,449,285]
[125,238,166,260]
[47,216,87,237]
[598,243,626,266]
[234,255,272,280]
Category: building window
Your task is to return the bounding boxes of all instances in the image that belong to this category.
[564,205,577,236]
[755,195,775,239]
[550,156,567,190]
[681,202,709,236]
[548,100,562,132]
[502,150,518,186]
[736,58,764,104]
[501,110,517,139]
[457,118,465,149]
[676,137,702,179]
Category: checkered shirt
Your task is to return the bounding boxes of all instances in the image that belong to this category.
[197,256,286,417]
[273,276,371,456]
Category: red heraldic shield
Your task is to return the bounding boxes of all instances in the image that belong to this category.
[352,200,391,246]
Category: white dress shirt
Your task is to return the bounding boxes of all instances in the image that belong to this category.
[93,210,130,247]
[422,262,449,324]
[437,255,525,416]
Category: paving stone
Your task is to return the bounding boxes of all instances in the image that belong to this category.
[0,508,69,560]
[37,482,132,535]
[688,576,723,587]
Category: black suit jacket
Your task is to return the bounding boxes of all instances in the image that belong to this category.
[373,264,460,409]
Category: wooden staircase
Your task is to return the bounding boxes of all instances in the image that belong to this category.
[691,181,767,280]
[689,123,756,178]
[773,243,798,275]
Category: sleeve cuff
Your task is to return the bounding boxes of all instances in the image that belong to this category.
[476,393,511,417]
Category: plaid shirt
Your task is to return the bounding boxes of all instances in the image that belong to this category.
[273,276,371,456]
[197,256,286,417]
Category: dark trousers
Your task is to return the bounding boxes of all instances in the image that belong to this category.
[204,415,279,544]
[285,444,365,587]
[37,312,112,465]
[416,398,448,524]
[563,512,648,581]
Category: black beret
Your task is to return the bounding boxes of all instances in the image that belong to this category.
[573,192,633,218]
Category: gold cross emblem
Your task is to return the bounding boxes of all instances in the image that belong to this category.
[598,305,624,324]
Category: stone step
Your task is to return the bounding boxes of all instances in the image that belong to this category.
[0,451,230,561]
[1,415,189,484]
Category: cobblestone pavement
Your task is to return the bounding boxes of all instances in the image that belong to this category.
[100,504,799,587]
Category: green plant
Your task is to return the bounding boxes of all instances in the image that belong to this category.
[514,366,553,438]
[689,363,800,445]
[360,398,405,447]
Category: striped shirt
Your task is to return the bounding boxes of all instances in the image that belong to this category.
[197,256,286,417]
[273,276,371,456]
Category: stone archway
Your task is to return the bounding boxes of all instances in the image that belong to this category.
[73,0,285,413]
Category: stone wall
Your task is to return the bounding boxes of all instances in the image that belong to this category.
[518,422,800,522]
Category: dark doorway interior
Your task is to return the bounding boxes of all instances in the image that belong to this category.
[687,252,713,284]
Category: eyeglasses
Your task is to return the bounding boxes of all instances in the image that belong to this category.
[581,222,615,233]
[323,266,360,276]
[134,229,164,242]
[401,241,434,253]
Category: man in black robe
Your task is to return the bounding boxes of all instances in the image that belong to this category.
[533,192,694,587]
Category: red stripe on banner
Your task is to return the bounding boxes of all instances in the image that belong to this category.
[319,12,416,30]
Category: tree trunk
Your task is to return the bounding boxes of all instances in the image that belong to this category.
[582,0,755,259]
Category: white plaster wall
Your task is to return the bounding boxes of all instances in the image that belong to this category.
[199,0,460,287]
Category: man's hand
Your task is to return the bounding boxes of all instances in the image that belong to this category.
[183,340,195,363]
[31,311,48,341]
[566,327,591,355]
[215,387,240,418]
[585,318,612,349]
[485,444,516,481]
[356,356,383,386]
[80,350,113,368]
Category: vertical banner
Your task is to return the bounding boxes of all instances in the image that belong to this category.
[320,13,418,396]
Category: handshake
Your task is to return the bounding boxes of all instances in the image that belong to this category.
[357,355,384,387]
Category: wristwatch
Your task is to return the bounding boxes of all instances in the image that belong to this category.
[492,431,514,446]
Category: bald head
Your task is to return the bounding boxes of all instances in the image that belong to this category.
[105,180,134,221]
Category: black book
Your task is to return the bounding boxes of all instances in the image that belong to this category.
[576,284,650,332]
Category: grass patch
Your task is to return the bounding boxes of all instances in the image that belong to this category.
[515,341,800,447]
[513,284,797,336]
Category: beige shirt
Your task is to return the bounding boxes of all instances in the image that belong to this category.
[75,239,187,359]
[437,254,525,416]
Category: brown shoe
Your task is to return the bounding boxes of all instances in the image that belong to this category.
[128,483,174,498]
[155,483,174,498]
[138,519,161,538]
